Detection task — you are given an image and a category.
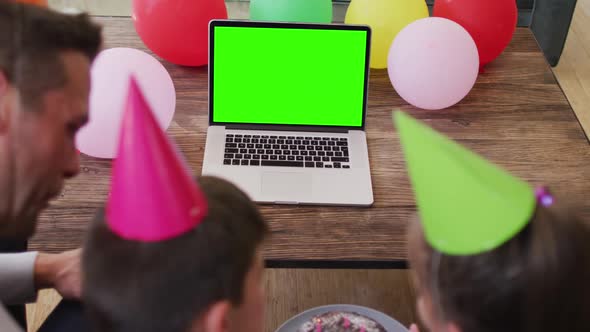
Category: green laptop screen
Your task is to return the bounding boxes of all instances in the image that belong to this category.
[212,25,368,127]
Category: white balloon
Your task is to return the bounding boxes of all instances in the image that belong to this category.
[388,18,479,110]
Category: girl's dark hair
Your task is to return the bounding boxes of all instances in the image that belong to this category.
[409,203,590,332]
[83,176,269,332]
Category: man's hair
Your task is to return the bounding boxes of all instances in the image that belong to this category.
[409,203,590,332]
[0,2,102,108]
[83,176,269,332]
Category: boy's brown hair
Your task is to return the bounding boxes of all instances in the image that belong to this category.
[0,1,101,108]
[83,176,268,332]
[409,204,590,332]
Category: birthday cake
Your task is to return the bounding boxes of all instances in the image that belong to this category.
[297,311,387,332]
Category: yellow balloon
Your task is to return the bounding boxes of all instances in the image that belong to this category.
[345,0,429,69]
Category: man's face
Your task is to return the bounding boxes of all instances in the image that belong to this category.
[2,51,90,238]
[229,249,266,332]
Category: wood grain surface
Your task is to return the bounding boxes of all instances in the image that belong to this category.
[554,0,590,139]
[29,17,590,265]
[26,290,61,332]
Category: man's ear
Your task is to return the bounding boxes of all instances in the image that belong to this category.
[192,300,231,332]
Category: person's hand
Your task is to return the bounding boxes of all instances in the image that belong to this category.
[34,249,82,299]
[409,323,420,332]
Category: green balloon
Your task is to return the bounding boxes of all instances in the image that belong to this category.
[250,0,333,23]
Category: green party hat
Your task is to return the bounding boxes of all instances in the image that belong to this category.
[394,111,535,255]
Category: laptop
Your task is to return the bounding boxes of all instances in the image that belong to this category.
[202,20,374,206]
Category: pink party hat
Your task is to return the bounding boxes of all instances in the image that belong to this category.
[106,77,207,242]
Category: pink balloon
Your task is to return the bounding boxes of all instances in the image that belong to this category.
[76,48,176,159]
[388,17,479,110]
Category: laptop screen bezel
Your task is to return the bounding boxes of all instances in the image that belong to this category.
[208,20,371,131]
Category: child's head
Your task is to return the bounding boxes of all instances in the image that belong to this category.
[408,203,590,332]
[83,176,268,332]
[83,79,268,332]
[393,112,590,332]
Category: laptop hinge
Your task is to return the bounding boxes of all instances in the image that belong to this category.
[221,123,351,133]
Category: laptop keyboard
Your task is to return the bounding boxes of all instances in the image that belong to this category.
[223,134,350,169]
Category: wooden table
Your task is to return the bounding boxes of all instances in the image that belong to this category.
[30,17,590,268]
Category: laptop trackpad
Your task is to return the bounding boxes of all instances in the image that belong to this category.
[261,172,311,203]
